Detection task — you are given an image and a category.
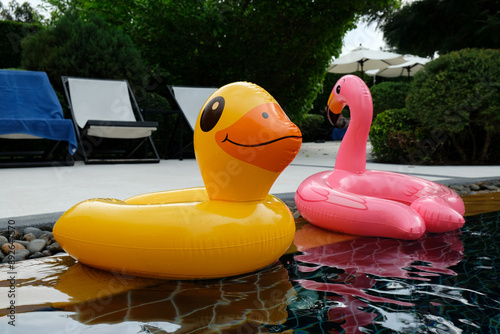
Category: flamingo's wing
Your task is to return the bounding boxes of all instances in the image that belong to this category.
[295,172,426,240]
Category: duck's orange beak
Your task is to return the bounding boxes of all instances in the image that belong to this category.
[215,103,302,173]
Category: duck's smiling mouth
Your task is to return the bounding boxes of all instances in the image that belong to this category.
[221,133,302,147]
[214,102,302,173]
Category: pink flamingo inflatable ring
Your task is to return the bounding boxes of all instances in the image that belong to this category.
[295,75,465,240]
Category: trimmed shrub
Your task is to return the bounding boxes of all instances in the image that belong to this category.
[0,20,39,68]
[406,48,500,164]
[370,108,447,164]
[20,11,147,92]
[370,81,411,117]
[297,113,331,142]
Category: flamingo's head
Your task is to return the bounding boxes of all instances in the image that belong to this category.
[326,74,371,125]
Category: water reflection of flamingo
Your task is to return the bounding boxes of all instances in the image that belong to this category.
[293,225,464,333]
[295,75,465,239]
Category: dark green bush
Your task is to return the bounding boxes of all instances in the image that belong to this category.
[21,11,146,92]
[406,48,500,164]
[137,92,195,159]
[297,113,332,143]
[371,108,414,162]
[370,108,448,164]
[370,81,411,117]
[0,20,39,68]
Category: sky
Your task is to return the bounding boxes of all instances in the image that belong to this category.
[340,19,387,56]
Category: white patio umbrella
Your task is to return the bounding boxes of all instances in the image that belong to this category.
[373,56,431,78]
[327,46,406,76]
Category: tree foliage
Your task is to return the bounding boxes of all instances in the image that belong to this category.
[370,81,410,117]
[21,11,147,92]
[381,0,500,57]
[370,49,500,165]
[406,49,500,163]
[0,0,42,23]
[0,20,39,68]
[370,108,422,163]
[43,0,400,120]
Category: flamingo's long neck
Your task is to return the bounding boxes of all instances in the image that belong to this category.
[334,84,372,174]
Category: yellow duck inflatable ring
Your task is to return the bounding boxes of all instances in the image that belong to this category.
[54,82,302,279]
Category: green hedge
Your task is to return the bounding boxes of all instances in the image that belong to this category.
[406,48,500,164]
[370,81,411,118]
[370,49,500,165]
[0,20,39,69]
[370,108,447,164]
[21,11,147,92]
[297,113,332,142]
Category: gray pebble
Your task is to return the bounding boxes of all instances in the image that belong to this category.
[0,236,8,247]
[47,242,63,254]
[23,233,37,242]
[29,252,45,259]
[23,227,43,238]
[27,239,47,254]
[42,250,52,257]
[40,231,54,239]
[470,184,480,191]
[14,240,30,248]
[39,233,55,245]
[14,249,30,261]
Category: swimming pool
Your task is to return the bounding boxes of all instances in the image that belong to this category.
[1,210,499,333]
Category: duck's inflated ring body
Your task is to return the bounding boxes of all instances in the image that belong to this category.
[54,82,302,279]
[295,75,464,240]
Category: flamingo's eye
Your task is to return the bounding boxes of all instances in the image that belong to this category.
[336,85,341,94]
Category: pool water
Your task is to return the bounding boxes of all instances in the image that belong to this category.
[1,211,499,333]
[284,211,500,333]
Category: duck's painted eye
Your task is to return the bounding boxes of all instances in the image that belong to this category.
[200,96,225,132]
[262,112,269,119]
[336,85,341,94]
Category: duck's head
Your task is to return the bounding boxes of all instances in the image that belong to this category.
[326,74,372,125]
[194,82,302,202]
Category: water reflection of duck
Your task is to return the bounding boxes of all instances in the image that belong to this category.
[59,262,294,333]
[54,82,302,279]
[0,254,294,333]
[296,75,465,240]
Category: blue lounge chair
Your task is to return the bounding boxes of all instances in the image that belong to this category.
[0,70,77,167]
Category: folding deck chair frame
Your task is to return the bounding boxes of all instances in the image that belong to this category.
[144,85,217,160]
[62,76,160,164]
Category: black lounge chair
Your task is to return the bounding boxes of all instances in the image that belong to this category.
[62,76,160,164]
[144,85,217,160]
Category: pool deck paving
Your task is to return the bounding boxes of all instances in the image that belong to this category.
[1,141,499,226]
